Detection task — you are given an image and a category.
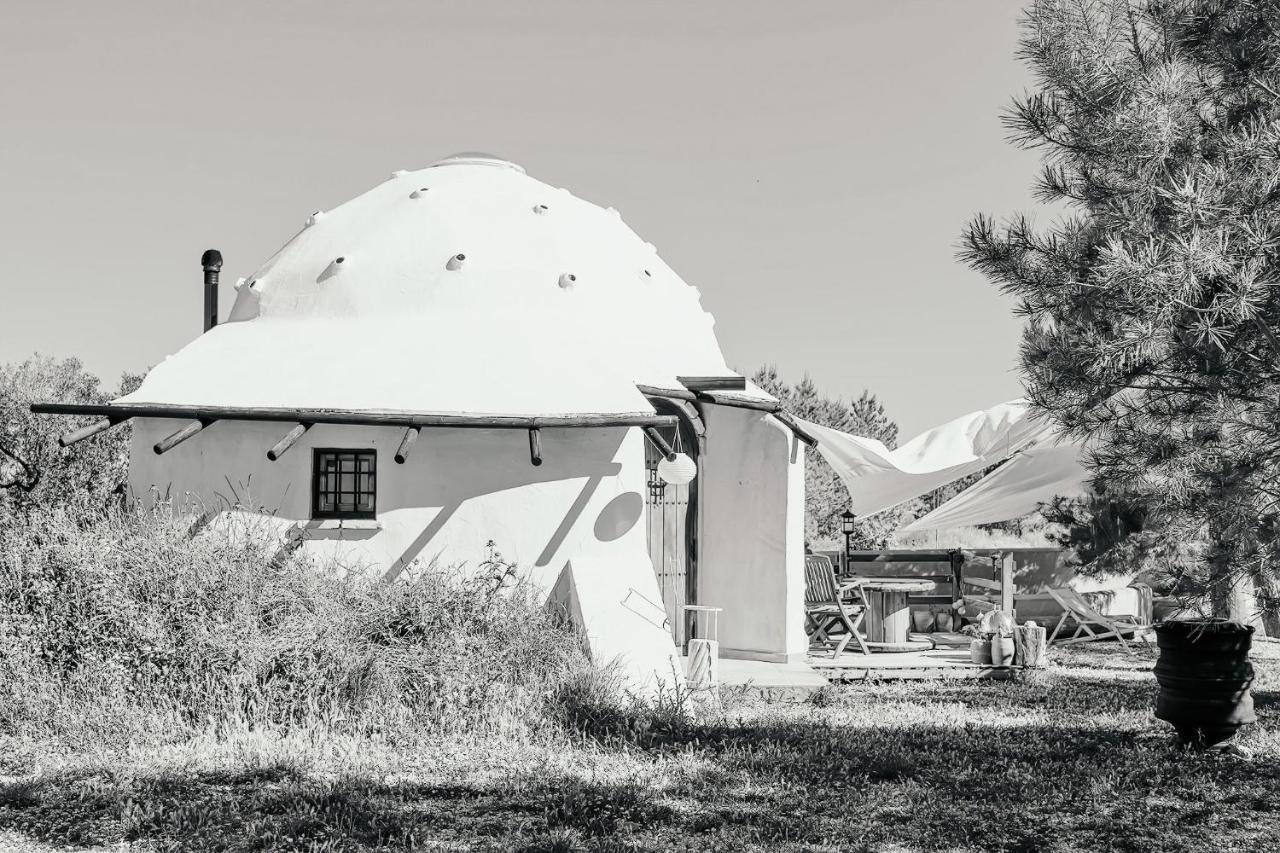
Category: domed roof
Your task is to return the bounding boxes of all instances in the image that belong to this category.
[119,159,746,417]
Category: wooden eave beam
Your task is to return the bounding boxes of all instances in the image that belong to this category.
[58,417,125,448]
[394,426,420,464]
[528,428,543,466]
[30,402,677,431]
[772,410,820,448]
[154,419,209,455]
[681,392,819,449]
[636,384,698,402]
[693,391,778,413]
[676,375,746,392]
[643,426,677,461]
[266,422,310,461]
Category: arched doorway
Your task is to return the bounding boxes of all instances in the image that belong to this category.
[644,398,702,649]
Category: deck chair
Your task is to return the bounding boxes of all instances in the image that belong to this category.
[1047,587,1150,652]
[804,555,869,657]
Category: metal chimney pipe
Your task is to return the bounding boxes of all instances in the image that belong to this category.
[201,249,223,333]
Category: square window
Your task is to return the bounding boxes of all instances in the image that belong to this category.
[312,449,377,519]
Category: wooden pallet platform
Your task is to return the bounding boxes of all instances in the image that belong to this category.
[808,648,1018,681]
[686,631,1021,697]
[806,632,1020,682]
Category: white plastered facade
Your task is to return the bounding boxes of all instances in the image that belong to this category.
[121,155,807,688]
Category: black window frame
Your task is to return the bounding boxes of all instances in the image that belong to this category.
[311,448,378,520]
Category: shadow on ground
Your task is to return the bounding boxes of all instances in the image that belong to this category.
[3,650,1279,852]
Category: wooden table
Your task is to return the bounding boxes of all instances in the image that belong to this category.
[851,577,938,652]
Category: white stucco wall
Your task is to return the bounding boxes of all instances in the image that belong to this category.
[697,406,807,663]
[127,418,681,689]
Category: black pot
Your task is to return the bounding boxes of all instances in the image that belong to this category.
[1153,619,1255,748]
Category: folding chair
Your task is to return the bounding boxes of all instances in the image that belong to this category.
[1047,587,1150,653]
[805,554,870,657]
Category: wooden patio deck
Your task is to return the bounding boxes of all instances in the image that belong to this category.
[807,646,1018,682]
[700,632,1019,698]
[808,630,1017,682]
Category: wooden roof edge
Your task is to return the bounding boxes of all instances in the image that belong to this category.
[675,375,746,391]
[29,401,677,430]
[636,388,818,449]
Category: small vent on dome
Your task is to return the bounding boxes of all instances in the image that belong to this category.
[643,269,652,278]
[305,210,325,227]
[558,273,576,289]
[447,254,466,271]
[389,169,408,178]
[410,188,429,199]
[317,257,347,283]
[533,204,549,214]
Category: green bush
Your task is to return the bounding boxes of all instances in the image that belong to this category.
[0,355,142,516]
[0,504,596,753]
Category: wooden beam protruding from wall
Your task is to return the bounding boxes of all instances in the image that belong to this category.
[394,427,420,464]
[266,423,310,461]
[528,428,543,466]
[59,417,125,448]
[643,426,677,461]
[771,410,819,448]
[154,420,209,455]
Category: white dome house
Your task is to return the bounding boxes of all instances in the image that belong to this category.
[35,155,814,687]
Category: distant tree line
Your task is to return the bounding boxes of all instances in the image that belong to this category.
[0,356,141,519]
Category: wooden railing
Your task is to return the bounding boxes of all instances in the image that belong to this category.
[954,553,1015,617]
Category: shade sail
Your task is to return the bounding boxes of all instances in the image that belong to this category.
[798,399,1057,517]
[898,441,1089,533]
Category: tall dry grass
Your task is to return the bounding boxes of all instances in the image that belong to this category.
[0,505,599,758]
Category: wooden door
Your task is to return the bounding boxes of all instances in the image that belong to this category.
[644,421,696,648]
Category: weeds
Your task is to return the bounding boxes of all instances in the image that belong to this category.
[0,504,595,753]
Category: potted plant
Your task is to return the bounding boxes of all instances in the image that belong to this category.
[961,611,1016,666]
[960,624,992,664]
[1153,619,1255,748]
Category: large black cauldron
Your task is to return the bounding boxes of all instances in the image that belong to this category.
[1153,619,1255,748]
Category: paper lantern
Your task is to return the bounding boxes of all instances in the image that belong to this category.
[657,452,697,485]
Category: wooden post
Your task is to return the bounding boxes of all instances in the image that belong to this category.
[59,417,124,448]
[528,428,543,466]
[154,420,207,455]
[949,549,963,611]
[266,423,309,461]
[394,426,420,464]
[1000,552,1016,616]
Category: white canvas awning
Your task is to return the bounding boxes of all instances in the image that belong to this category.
[798,399,1057,517]
[898,440,1090,533]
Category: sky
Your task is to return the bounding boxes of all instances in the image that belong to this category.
[0,1,1044,438]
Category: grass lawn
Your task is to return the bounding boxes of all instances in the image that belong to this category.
[1,641,1278,853]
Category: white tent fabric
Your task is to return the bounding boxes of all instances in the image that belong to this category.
[898,440,1090,533]
[798,399,1057,517]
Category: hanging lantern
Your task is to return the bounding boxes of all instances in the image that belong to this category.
[657,452,697,485]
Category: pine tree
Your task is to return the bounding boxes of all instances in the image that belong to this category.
[963,0,1280,624]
